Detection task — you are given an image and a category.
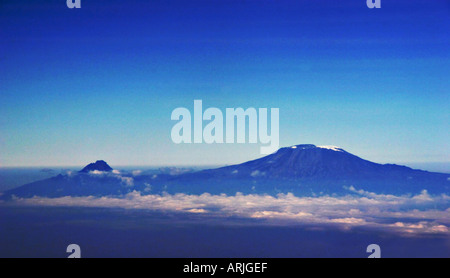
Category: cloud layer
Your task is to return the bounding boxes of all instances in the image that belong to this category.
[7,186,450,236]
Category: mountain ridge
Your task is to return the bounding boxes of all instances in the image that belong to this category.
[183,144,434,180]
[1,144,449,198]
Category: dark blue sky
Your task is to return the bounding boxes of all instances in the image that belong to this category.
[0,0,449,166]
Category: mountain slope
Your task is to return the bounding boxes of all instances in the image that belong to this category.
[166,144,449,195]
[181,144,444,180]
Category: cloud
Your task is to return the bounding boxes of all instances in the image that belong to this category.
[251,170,265,177]
[119,176,134,187]
[132,170,142,176]
[85,170,134,186]
[88,170,107,176]
[7,187,450,236]
[65,170,76,177]
[389,222,449,234]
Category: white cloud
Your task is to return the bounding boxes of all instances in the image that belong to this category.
[66,171,75,177]
[411,190,434,202]
[7,187,450,236]
[86,170,134,186]
[88,170,107,176]
[119,176,134,187]
[132,170,143,176]
[251,170,265,177]
[143,183,152,192]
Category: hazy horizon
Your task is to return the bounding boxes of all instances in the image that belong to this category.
[1,160,449,174]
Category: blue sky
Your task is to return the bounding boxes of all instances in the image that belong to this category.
[0,0,449,167]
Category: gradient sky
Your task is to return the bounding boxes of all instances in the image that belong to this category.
[0,0,449,167]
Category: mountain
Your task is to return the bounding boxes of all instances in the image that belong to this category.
[163,144,449,195]
[79,160,113,173]
[185,144,438,180]
[1,144,449,199]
